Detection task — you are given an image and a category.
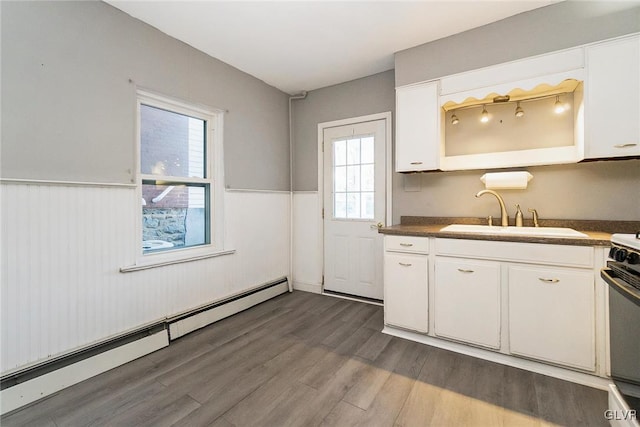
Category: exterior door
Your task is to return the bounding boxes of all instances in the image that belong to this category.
[323,119,386,300]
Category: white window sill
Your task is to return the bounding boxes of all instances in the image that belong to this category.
[120,249,236,273]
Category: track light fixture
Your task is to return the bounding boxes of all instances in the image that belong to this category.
[480,105,489,123]
[448,91,571,125]
[554,95,565,114]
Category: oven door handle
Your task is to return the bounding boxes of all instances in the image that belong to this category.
[601,268,640,307]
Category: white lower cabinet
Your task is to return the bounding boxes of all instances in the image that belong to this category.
[508,265,595,371]
[383,237,601,374]
[434,257,501,349]
[384,252,428,332]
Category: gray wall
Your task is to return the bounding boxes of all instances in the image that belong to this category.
[292,70,395,191]
[395,1,640,87]
[1,1,290,190]
[393,160,640,224]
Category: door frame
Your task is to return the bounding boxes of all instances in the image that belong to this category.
[317,112,393,294]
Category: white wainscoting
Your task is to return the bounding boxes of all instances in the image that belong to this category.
[292,192,323,293]
[0,183,290,374]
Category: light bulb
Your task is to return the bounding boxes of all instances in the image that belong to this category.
[480,106,489,123]
[554,95,565,114]
[515,102,524,118]
[451,114,459,125]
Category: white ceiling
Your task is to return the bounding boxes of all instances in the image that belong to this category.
[106,1,558,95]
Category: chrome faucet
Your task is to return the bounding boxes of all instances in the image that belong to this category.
[475,190,509,227]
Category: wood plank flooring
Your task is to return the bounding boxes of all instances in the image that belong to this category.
[1,291,609,426]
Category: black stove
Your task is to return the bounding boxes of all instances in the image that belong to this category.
[602,233,640,424]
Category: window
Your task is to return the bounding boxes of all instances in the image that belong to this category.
[137,91,223,257]
[332,135,375,219]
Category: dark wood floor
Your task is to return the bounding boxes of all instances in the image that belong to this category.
[2,291,608,426]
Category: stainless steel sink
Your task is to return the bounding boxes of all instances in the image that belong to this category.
[440,224,588,238]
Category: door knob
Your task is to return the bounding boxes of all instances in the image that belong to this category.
[370,222,384,230]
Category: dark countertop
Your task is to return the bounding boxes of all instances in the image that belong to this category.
[379,217,640,247]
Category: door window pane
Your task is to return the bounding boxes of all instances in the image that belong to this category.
[347,138,360,165]
[361,192,374,219]
[334,192,346,218]
[346,165,360,192]
[346,193,361,219]
[332,135,376,220]
[361,164,374,192]
[361,136,374,164]
[334,166,347,192]
[334,139,347,166]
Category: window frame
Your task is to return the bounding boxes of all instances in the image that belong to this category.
[134,90,226,266]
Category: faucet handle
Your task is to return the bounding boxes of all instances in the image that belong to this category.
[487,215,493,227]
[528,208,539,227]
[515,204,523,227]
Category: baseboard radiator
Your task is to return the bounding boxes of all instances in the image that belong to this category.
[0,277,289,415]
[167,277,289,340]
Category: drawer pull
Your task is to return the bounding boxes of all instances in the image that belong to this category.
[613,143,637,148]
[399,243,414,247]
[457,269,474,273]
[410,161,423,165]
[399,262,412,267]
[538,278,560,283]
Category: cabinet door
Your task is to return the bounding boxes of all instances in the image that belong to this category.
[384,252,428,332]
[585,35,640,158]
[396,82,440,171]
[508,265,595,371]
[434,258,501,349]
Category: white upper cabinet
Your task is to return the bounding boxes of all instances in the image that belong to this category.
[394,34,639,172]
[395,81,440,172]
[585,34,640,159]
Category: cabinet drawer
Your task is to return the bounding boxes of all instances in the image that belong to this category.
[384,253,428,332]
[435,238,593,268]
[508,265,595,371]
[385,235,429,254]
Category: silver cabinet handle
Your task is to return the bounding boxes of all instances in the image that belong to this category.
[613,143,637,148]
[538,278,560,283]
[399,262,412,267]
[457,269,474,273]
[410,161,423,165]
[399,243,413,247]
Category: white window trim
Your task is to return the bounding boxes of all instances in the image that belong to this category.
[130,89,229,269]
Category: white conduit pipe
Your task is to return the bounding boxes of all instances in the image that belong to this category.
[288,91,307,292]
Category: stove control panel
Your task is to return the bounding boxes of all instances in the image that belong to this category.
[609,245,640,265]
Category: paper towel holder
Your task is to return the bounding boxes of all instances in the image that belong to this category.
[480,171,533,190]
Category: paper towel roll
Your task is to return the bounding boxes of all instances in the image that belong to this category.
[480,171,533,189]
